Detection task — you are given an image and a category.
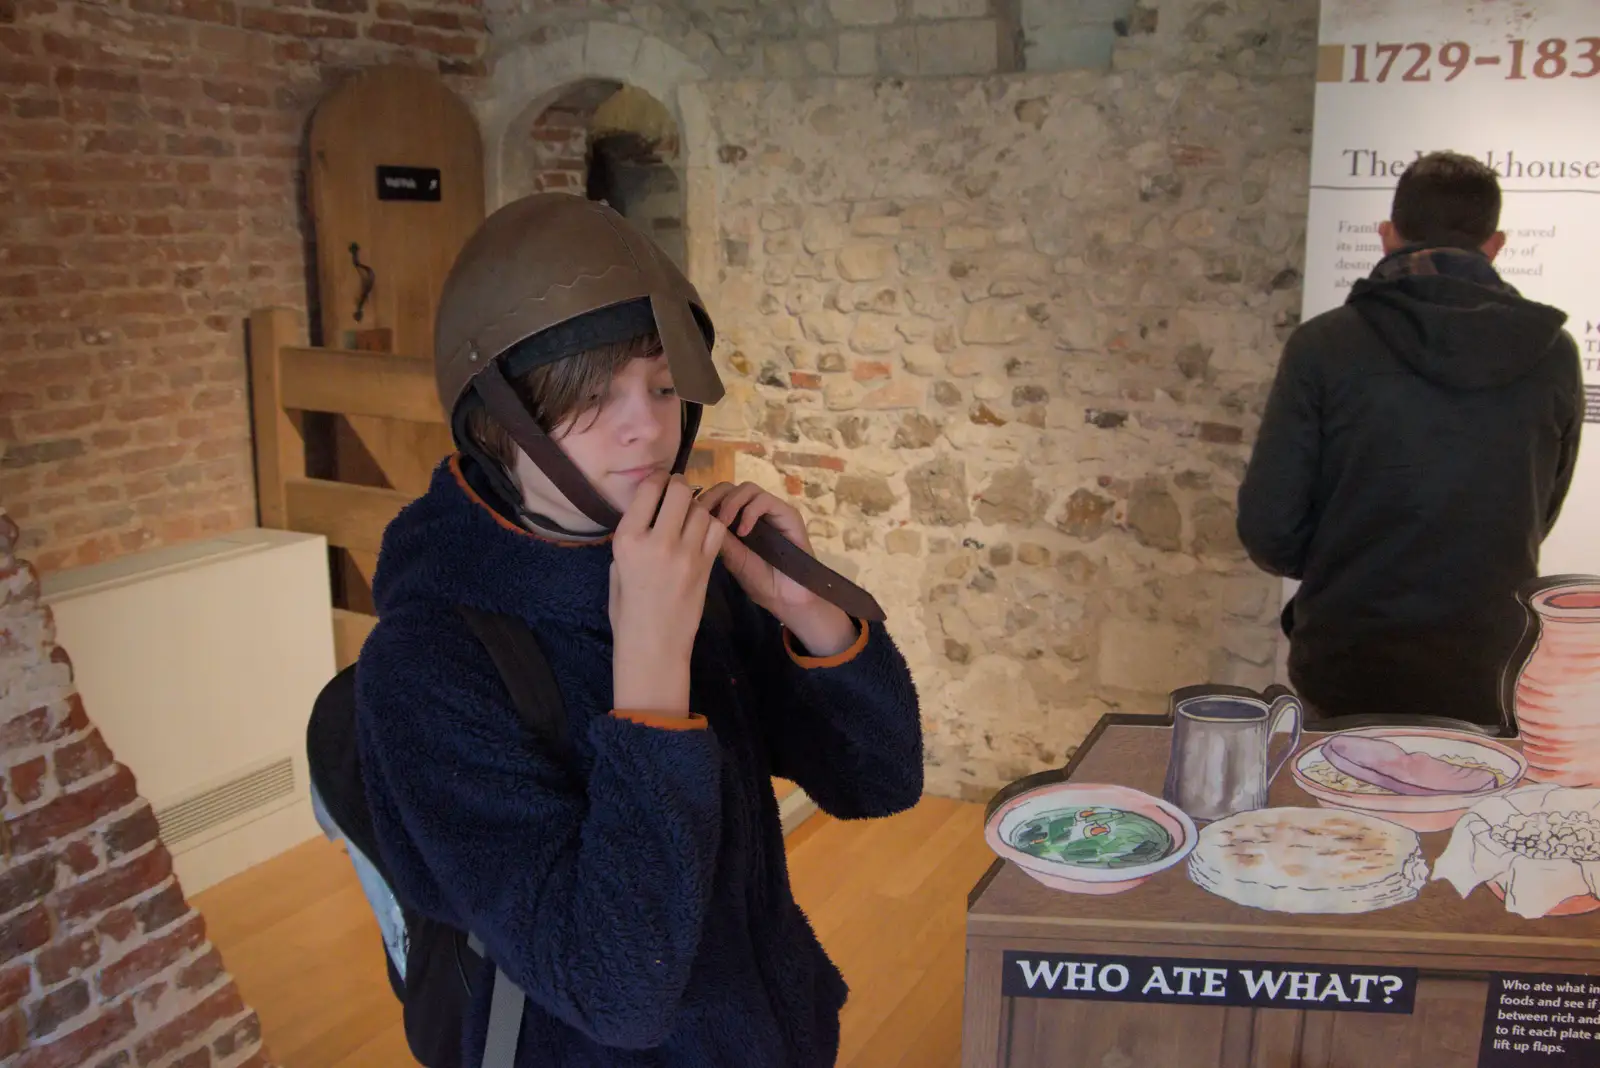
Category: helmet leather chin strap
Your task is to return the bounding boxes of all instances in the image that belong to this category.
[475,360,623,531]
[473,360,888,623]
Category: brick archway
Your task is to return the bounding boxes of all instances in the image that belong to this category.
[475,23,718,295]
[500,81,689,272]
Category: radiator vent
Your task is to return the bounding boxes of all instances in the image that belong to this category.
[154,757,298,848]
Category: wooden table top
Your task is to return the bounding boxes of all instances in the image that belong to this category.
[967,716,1600,969]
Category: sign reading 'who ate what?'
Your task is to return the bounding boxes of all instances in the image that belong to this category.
[1002,951,1417,1014]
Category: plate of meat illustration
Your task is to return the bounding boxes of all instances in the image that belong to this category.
[1290,727,1527,833]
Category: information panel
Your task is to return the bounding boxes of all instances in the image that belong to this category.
[1300,0,1599,578]
[1479,972,1600,1067]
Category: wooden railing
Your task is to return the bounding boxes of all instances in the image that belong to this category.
[247,306,756,669]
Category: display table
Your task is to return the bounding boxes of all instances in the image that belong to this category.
[961,715,1600,1068]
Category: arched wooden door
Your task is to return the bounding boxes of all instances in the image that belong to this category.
[306,65,485,613]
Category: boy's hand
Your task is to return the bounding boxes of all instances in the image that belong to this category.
[697,481,858,658]
[609,472,726,715]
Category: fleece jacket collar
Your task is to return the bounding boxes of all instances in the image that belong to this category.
[370,453,616,634]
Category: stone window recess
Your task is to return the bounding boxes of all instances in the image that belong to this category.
[1019,0,1158,72]
[505,80,687,270]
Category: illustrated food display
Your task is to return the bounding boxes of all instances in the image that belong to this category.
[980,609,1598,927]
[1509,579,1600,789]
[1187,807,1430,915]
[1011,806,1175,870]
[984,782,1197,895]
[1485,810,1600,861]
[1290,727,1527,833]
[1433,784,1600,918]
[1318,734,1499,795]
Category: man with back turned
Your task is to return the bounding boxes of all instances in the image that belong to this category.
[1237,151,1584,727]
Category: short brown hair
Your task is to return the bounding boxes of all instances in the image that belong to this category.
[1391,151,1502,248]
[464,332,662,467]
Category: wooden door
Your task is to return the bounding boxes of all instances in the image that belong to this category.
[306,65,485,612]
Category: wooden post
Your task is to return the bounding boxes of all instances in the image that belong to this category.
[708,442,737,488]
[248,307,307,530]
[686,438,763,490]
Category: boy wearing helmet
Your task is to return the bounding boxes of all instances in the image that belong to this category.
[353,193,924,1066]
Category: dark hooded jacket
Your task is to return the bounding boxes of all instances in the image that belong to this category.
[1237,245,1583,725]
[353,453,924,1066]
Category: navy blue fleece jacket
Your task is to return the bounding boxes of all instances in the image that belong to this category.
[353,454,924,1067]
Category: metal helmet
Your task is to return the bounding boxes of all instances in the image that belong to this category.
[433,193,721,530]
[429,193,889,623]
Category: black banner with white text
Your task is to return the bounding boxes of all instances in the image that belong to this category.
[1001,951,1416,1014]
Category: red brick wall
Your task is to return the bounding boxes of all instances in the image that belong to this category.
[0,0,487,576]
[1,509,271,1067]
[498,79,644,204]
[528,104,589,194]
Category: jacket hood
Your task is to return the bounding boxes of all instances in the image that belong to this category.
[369,454,615,633]
[1347,246,1569,390]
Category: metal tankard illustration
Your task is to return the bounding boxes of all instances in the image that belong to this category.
[1162,686,1305,823]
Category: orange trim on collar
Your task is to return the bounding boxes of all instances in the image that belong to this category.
[448,453,613,548]
[783,618,869,668]
[610,710,709,731]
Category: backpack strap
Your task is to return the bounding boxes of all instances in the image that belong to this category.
[455,605,571,763]
[450,594,739,1068]
[452,606,570,1068]
[463,933,525,1068]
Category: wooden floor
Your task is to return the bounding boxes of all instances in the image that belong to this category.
[192,795,993,1067]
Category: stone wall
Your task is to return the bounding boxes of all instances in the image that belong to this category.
[0,510,272,1068]
[692,0,1318,799]
[483,0,1173,79]
[3,0,1324,804]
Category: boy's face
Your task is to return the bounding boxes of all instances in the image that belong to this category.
[511,353,683,533]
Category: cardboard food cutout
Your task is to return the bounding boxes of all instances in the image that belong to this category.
[983,576,1600,920]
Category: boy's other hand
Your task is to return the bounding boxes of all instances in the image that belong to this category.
[609,471,726,715]
[697,481,857,658]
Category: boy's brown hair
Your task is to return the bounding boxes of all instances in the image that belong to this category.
[463,332,664,468]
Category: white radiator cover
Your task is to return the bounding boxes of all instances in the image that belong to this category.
[41,527,336,895]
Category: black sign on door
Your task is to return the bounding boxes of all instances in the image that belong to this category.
[376,165,441,202]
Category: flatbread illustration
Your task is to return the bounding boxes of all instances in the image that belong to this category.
[1188,807,1429,914]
